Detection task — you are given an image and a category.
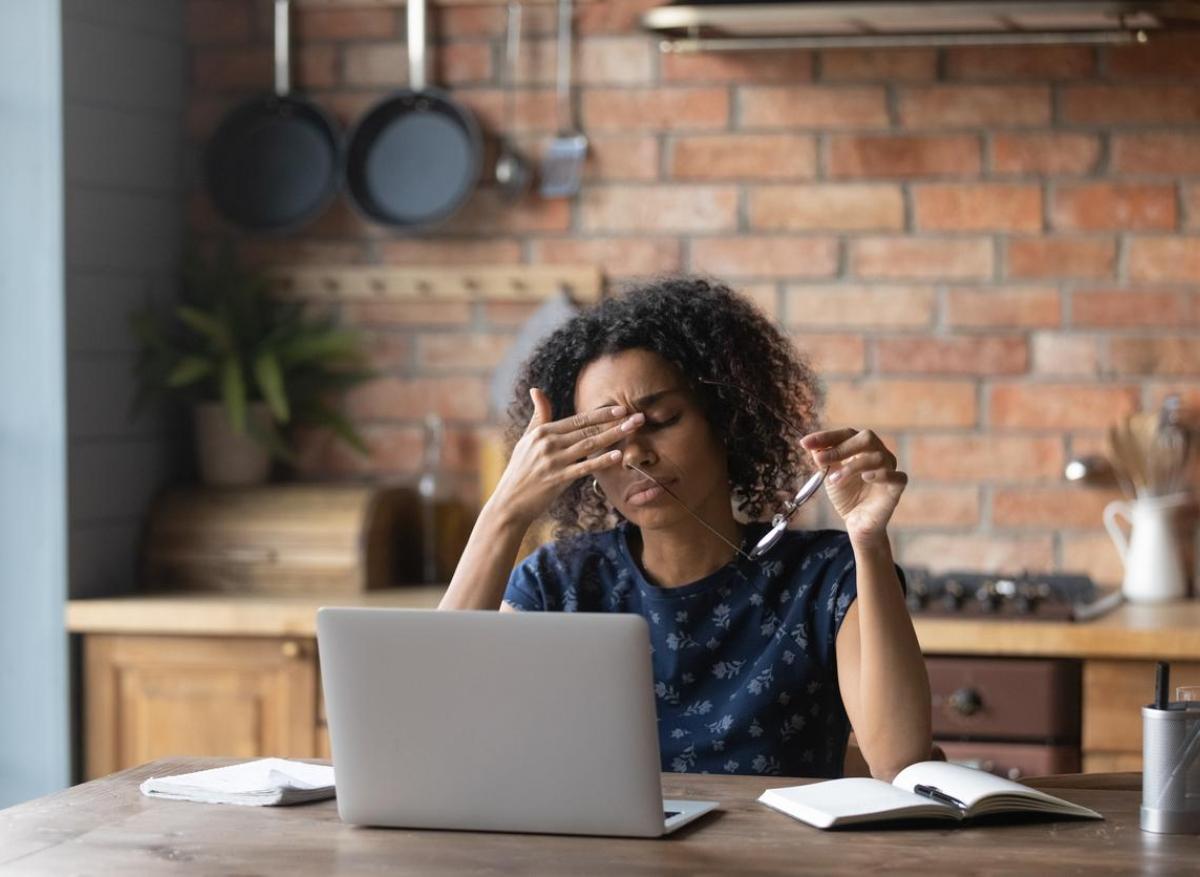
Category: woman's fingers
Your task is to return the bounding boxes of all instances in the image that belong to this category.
[561,449,624,484]
[801,428,857,451]
[525,387,556,433]
[561,412,645,459]
[807,428,895,467]
[828,450,897,483]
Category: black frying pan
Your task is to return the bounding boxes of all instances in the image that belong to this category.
[204,0,340,233]
[345,0,482,229]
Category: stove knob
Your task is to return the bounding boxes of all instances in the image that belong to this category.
[1015,591,1038,615]
[976,584,1002,613]
[940,581,964,611]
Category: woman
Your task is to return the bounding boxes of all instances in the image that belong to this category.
[439,277,931,780]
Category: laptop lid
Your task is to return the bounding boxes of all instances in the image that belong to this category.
[317,608,668,836]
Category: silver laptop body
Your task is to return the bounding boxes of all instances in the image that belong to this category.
[316,607,718,837]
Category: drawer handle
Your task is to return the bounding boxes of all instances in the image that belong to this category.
[948,687,983,717]
[281,641,302,659]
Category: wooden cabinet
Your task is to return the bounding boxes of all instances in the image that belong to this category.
[84,634,319,780]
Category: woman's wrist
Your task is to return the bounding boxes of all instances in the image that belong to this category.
[848,528,892,558]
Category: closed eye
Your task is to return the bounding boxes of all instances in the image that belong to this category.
[643,413,682,431]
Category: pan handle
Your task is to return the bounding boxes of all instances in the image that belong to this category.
[274,0,290,97]
[408,0,427,92]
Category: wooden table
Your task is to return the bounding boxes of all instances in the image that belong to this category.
[3,759,1198,875]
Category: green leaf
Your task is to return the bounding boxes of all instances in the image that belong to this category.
[178,305,232,349]
[166,356,215,388]
[221,354,247,434]
[307,403,370,457]
[253,351,290,423]
[276,328,363,367]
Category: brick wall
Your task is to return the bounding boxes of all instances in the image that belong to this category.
[185,0,1200,584]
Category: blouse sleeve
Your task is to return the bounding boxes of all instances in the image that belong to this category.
[812,536,908,668]
[502,549,548,611]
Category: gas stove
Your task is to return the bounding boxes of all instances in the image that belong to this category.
[902,569,1122,622]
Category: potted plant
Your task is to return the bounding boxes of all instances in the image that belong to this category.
[131,247,373,486]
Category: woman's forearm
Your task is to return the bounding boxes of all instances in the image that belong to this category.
[437,502,530,610]
[849,535,932,779]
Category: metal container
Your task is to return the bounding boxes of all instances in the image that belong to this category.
[1141,704,1200,833]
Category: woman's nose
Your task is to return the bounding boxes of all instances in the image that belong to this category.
[620,432,657,469]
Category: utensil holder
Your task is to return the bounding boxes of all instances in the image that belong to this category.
[1142,705,1200,833]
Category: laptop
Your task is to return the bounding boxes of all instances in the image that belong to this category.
[316,607,719,837]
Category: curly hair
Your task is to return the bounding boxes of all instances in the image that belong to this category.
[506,275,825,539]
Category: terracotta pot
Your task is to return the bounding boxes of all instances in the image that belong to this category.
[193,401,273,487]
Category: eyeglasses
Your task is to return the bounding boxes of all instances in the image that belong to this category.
[620,378,827,562]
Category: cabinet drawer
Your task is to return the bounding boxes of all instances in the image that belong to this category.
[1083,660,1200,754]
[938,741,1079,781]
[927,657,1079,741]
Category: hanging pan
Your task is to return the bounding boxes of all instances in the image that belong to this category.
[204,0,341,233]
[344,0,482,229]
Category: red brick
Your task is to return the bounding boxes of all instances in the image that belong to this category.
[850,238,994,280]
[418,333,516,371]
[236,239,366,268]
[344,43,491,87]
[670,135,816,181]
[577,0,661,35]
[663,50,814,83]
[989,384,1139,429]
[790,334,866,375]
[739,86,889,129]
[748,184,905,231]
[379,239,524,266]
[1107,36,1200,78]
[582,88,730,131]
[1112,133,1200,175]
[824,379,977,428]
[1109,337,1200,375]
[457,89,559,134]
[579,135,660,182]
[992,488,1117,528]
[875,336,1028,376]
[991,133,1102,177]
[819,49,937,82]
[898,86,1051,128]
[345,376,489,422]
[360,331,413,371]
[690,237,839,279]
[736,283,780,321]
[192,46,270,91]
[517,37,654,86]
[1071,289,1193,328]
[902,534,1055,573]
[1128,238,1200,282]
[784,285,936,329]
[293,7,397,40]
[945,286,1061,328]
[187,0,252,43]
[828,134,981,179]
[908,434,1064,482]
[1062,85,1200,124]
[580,185,738,232]
[345,301,472,328]
[1061,532,1124,588]
[1187,185,1200,231]
[532,238,683,276]
[891,487,981,529]
[481,301,545,328]
[438,42,494,85]
[1030,333,1100,377]
[1006,238,1116,280]
[913,184,1042,232]
[438,190,570,236]
[1051,184,1177,232]
[434,6,505,37]
[945,46,1095,79]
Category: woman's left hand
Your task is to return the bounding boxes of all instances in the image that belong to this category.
[800,428,907,543]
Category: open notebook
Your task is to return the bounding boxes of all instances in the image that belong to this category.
[758,761,1103,829]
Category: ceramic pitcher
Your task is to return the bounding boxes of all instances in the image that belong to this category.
[1104,493,1191,603]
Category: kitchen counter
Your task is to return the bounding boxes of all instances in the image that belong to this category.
[66,590,1200,660]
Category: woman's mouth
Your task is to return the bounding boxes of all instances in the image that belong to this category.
[625,479,674,506]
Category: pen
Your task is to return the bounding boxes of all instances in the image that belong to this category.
[913,784,967,811]
[1156,661,1170,710]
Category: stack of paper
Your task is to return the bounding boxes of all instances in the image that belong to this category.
[139,758,335,807]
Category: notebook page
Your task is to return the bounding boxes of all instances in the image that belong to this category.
[759,778,956,828]
[892,761,1100,818]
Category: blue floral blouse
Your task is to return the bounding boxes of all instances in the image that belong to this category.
[503,522,873,779]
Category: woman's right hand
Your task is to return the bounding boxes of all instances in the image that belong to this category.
[486,387,644,528]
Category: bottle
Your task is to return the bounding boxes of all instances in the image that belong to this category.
[417,415,467,583]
